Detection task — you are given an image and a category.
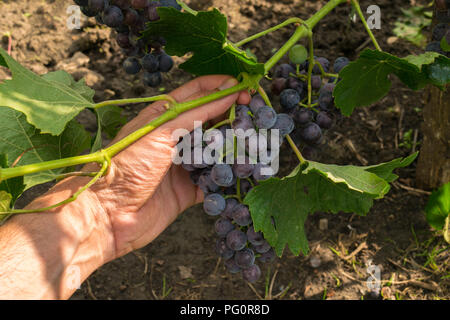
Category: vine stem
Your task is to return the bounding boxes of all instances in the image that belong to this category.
[306,31,314,108]
[257,87,306,165]
[94,94,177,109]
[176,0,198,15]
[351,0,382,51]
[0,76,256,182]
[234,17,304,47]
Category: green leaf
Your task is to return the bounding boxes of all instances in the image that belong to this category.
[334,49,449,116]
[441,35,450,52]
[142,8,265,77]
[364,152,418,183]
[0,191,12,221]
[0,154,25,205]
[0,48,95,136]
[392,5,432,47]
[244,155,417,256]
[0,108,91,190]
[91,106,127,152]
[425,182,450,231]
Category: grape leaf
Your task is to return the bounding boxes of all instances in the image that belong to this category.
[425,182,450,231]
[142,8,265,77]
[334,49,449,116]
[0,191,12,221]
[0,48,95,136]
[244,154,418,256]
[0,154,25,206]
[91,106,127,152]
[0,108,91,190]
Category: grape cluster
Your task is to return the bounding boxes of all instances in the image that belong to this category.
[178,95,296,283]
[73,0,180,87]
[271,44,350,157]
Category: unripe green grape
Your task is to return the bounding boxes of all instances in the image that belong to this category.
[289,44,308,65]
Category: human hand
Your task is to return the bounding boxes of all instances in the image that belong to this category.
[86,75,250,261]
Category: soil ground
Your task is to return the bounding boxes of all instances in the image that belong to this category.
[0,0,448,300]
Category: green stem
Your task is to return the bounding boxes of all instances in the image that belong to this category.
[307,32,314,108]
[176,0,198,15]
[314,61,339,79]
[94,95,176,109]
[235,17,304,47]
[264,0,348,73]
[206,119,232,131]
[351,0,382,51]
[0,76,255,182]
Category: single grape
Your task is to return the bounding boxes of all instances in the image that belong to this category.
[313,57,330,74]
[221,198,239,219]
[272,113,295,136]
[158,52,174,72]
[321,82,335,94]
[253,240,271,254]
[258,248,276,263]
[111,0,130,9]
[232,161,254,179]
[147,2,161,21]
[143,71,162,87]
[232,204,252,226]
[255,106,277,129]
[225,257,241,274]
[103,5,124,27]
[116,32,131,48]
[142,53,159,72]
[287,77,305,96]
[234,248,255,269]
[240,179,253,195]
[235,105,251,119]
[123,8,139,26]
[318,90,333,109]
[216,238,234,260]
[203,193,226,216]
[232,116,254,132]
[80,5,97,17]
[316,111,334,130]
[289,44,308,65]
[215,218,235,237]
[189,169,202,185]
[280,89,300,111]
[242,264,261,283]
[274,63,295,79]
[123,57,142,74]
[247,226,265,246]
[333,57,350,73]
[292,108,313,126]
[311,75,322,91]
[249,95,266,114]
[226,229,247,251]
[300,122,323,145]
[211,164,234,187]
[271,78,287,96]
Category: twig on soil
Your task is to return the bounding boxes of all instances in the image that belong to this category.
[342,242,368,261]
[247,282,264,300]
[392,182,432,196]
[86,279,97,300]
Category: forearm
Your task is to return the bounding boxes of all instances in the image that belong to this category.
[0,176,113,299]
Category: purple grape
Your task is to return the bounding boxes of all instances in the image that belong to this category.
[333,57,350,73]
[158,53,174,72]
[116,32,131,48]
[232,116,254,132]
[318,90,333,109]
[300,122,323,145]
[160,0,182,10]
[147,2,161,21]
[74,0,89,6]
[198,170,220,194]
[131,0,149,9]
[292,108,313,126]
[280,89,301,111]
[313,57,330,74]
[258,248,276,263]
[274,63,296,78]
[221,198,239,219]
[203,193,226,216]
[253,163,274,181]
[216,238,234,259]
[316,111,334,130]
[311,75,322,91]
[232,160,255,179]
[254,240,271,254]
[240,179,253,195]
[271,78,287,96]
[242,264,261,283]
[211,164,234,187]
[226,229,247,251]
[111,0,130,9]
[232,204,252,226]
[225,257,241,273]
[255,106,277,129]
[123,57,141,74]
[142,53,159,72]
[103,6,124,27]
[247,226,265,246]
[235,105,251,119]
[88,0,107,13]
[234,248,255,268]
[215,218,235,237]
[272,113,295,136]
[80,6,97,17]
[249,95,266,114]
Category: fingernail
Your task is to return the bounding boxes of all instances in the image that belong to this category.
[218,78,238,91]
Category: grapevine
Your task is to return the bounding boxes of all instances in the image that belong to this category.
[0,0,449,287]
